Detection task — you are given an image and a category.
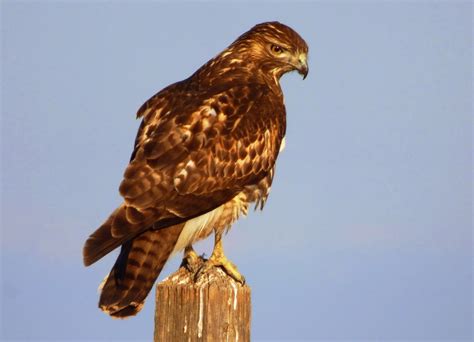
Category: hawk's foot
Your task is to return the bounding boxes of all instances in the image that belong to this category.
[180,246,205,274]
[196,253,246,284]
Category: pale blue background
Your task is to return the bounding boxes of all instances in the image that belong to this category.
[1,1,472,341]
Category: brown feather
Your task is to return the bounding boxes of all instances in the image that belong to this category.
[99,223,184,318]
[83,208,121,267]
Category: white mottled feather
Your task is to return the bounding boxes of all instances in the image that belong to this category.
[172,206,223,255]
[279,136,286,152]
[172,192,249,255]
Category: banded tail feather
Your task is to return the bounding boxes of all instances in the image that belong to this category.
[83,204,159,267]
[98,223,184,318]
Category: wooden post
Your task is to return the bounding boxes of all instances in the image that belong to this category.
[154,265,251,342]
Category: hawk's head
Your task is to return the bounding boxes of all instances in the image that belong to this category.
[230,21,309,80]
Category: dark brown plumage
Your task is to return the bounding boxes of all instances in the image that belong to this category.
[83,21,308,318]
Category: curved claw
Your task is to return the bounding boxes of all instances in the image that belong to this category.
[180,246,205,274]
[195,254,245,284]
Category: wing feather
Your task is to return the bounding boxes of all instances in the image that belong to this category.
[107,83,284,242]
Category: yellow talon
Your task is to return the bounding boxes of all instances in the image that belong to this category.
[196,231,245,284]
[181,245,204,273]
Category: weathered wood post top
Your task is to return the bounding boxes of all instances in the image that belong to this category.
[154,266,251,341]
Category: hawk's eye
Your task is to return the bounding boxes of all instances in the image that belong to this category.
[270,44,284,55]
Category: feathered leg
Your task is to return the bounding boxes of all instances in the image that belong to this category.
[197,230,245,284]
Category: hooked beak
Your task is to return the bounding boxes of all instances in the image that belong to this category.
[296,53,308,80]
[298,63,308,80]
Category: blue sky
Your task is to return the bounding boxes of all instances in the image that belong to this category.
[1,1,472,341]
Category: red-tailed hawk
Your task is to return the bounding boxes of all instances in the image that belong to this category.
[83,21,308,318]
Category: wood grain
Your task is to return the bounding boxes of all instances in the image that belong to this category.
[154,266,251,341]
